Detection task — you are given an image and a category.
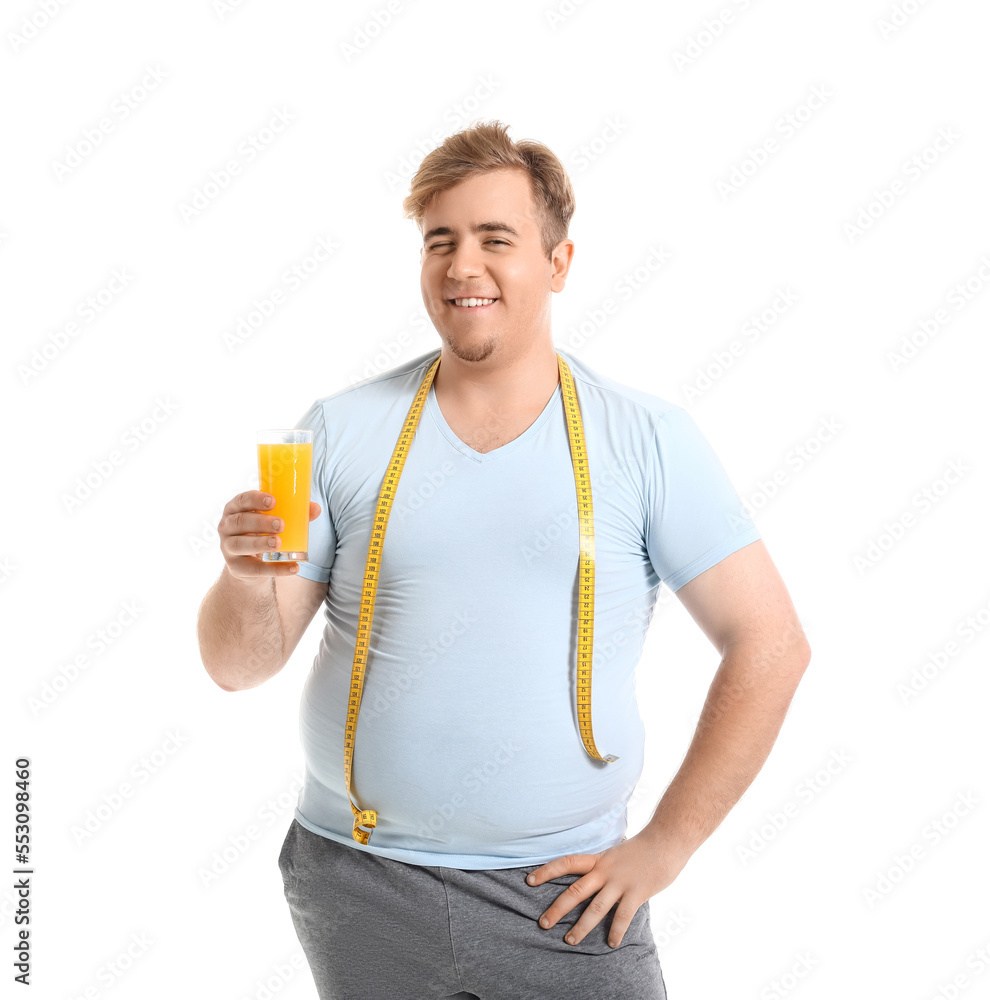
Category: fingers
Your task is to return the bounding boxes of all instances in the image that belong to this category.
[218,491,302,580]
[309,501,322,521]
[223,517,284,556]
[538,878,629,948]
[569,894,636,949]
[223,490,276,515]
[228,557,300,580]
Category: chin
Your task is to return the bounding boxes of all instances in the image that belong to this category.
[442,333,498,364]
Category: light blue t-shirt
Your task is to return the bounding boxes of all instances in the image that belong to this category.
[291,346,760,869]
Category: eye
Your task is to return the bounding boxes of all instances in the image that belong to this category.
[426,239,509,250]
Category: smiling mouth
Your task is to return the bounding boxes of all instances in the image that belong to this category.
[448,297,498,308]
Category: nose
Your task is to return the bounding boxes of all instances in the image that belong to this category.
[446,242,486,280]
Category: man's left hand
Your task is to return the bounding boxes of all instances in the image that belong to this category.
[525,831,685,949]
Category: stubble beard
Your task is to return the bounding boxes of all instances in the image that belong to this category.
[441,326,499,364]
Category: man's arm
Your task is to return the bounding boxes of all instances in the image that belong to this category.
[639,537,811,866]
[526,537,811,950]
[197,490,328,691]
[198,569,327,691]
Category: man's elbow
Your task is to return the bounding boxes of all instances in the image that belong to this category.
[201,657,244,693]
[737,622,811,695]
[204,659,283,692]
[779,627,812,688]
[767,633,811,711]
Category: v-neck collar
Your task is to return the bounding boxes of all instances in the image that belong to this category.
[426,377,563,464]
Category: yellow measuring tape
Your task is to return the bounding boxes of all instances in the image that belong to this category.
[344,351,618,845]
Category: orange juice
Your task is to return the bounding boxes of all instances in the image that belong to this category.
[258,442,312,559]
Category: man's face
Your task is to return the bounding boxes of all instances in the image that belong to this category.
[419,167,573,365]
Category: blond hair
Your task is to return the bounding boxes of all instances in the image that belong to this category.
[402,120,575,261]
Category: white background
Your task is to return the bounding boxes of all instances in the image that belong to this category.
[2,0,989,998]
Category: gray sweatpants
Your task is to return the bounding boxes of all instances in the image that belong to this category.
[278,818,667,999]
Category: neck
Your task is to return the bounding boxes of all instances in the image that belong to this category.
[432,339,560,413]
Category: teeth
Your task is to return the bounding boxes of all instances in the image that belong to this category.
[453,298,495,307]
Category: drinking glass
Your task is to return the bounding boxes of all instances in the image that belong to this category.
[257,429,313,561]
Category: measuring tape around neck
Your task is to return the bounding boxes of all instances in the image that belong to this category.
[343,351,618,845]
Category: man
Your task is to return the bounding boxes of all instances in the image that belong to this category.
[198,120,810,1000]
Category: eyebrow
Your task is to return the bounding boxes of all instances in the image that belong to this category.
[422,221,521,244]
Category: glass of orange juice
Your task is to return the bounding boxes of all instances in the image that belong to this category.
[257,429,313,561]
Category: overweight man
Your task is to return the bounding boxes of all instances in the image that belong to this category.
[197,120,811,1000]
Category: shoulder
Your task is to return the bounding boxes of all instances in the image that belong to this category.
[556,348,682,432]
[302,348,441,422]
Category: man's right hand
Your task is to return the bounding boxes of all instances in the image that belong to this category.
[218,490,322,581]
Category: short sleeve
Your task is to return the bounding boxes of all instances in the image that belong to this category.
[645,407,760,592]
[293,400,336,583]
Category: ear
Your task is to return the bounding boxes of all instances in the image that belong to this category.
[550,240,575,293]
